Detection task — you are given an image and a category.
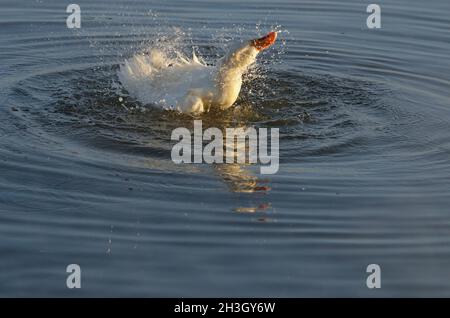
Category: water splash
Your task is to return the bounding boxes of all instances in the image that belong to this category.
[116,26,286,112]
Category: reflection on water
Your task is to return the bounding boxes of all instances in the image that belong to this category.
[169,119,274,214]
[215,163,271,194]
[211,126,273,216]
[216,163,273,220]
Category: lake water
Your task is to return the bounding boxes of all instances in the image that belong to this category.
[1,0,450,297]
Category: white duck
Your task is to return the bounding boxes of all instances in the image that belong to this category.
[118,31,277,113]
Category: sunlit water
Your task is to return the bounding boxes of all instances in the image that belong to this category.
[1,0,450,296]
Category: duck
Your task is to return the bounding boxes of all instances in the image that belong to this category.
[118,31,277,113]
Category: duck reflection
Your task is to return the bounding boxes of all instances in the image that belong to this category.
[214,163,270,194]
[214,162,273,220]
[208,123,273,218]
[142,107,276,218]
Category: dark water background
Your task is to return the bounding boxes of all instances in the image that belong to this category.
[1,0,450,296]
